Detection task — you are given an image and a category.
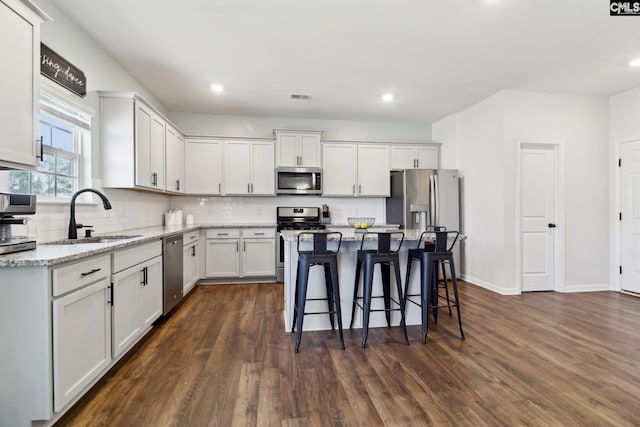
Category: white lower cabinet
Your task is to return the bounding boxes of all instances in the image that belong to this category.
[183,231,201,294]
[52,256,112,412]
[205,228,275,279]
[112,241,163,358]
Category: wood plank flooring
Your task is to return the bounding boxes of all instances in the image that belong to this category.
[55,282,640,426]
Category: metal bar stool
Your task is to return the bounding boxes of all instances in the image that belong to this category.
[292,231,344,352]
[404,228,464,343]
[350,231,409,348]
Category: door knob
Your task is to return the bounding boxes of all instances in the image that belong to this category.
[548,223,556,228]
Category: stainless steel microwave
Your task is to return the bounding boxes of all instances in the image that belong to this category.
[276,167,322,195]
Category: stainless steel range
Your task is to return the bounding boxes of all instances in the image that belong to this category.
[0,193,37,255]
[276,207,325,282]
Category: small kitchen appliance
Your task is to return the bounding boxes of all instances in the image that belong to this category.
[0,193,37,255]
[276,167,322,195]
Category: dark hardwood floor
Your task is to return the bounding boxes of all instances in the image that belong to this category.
[55,282,640,426]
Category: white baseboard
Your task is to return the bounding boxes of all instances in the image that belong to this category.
[461,274,520,295]
[560,283,612,293]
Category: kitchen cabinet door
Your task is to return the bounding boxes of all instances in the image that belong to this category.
[251,141,275,195]
[242,238,275,276]
[185,139,222,195]
[390,145,418,170]
[183,241,200,294]
[357,144,390,196]
[165,125,185,193]
[52,277,111,411]
[139,256,163,328]
[134,102,165,190]
[415,146,439,169]
[205,239,240,277]
[276,133,299,167]
[275,131,321,167]
[0,0,45,169]
[112,264,142,358]
[322,143,356,196]
[224,141,252,195]
[299,134,321,167]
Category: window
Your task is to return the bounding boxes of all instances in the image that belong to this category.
[6,91,91,199]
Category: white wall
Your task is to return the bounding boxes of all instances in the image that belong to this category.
[433,90,610,294]
[170,112,431,142]
[503,91,609,292]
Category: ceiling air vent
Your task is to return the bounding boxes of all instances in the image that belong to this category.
[290,94,312,100]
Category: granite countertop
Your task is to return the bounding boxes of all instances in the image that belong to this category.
[0,223,277,268]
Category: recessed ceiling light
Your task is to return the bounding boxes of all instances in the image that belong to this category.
[210,83,224,93]
[629,58,640,68]
[381,93,394,102]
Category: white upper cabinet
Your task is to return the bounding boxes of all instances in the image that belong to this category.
[0,0,49,169]
[165,125,185,193]
[322,143,356,196]
[185,139,222,195]
[322,143,389,197]
[357,144,390,196]
[224,140,275,195]
[100,93,175,192]
[390,145,439,170]
[275,130,322,167]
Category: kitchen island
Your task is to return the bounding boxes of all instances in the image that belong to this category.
[281,228,459,332]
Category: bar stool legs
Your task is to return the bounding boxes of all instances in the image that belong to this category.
[292,254,345,353]
[405,250,465,344]
[351,253,409,349]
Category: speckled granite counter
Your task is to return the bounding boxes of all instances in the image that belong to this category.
[0,223,276,267]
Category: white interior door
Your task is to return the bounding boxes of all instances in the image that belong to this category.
[621,140,640,293]
[521,146,556,292]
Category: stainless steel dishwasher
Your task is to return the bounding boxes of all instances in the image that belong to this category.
[163,234,184,315]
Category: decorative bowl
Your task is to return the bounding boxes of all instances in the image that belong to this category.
[347,217,375,229]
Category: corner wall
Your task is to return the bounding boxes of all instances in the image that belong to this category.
[433,90,610,294]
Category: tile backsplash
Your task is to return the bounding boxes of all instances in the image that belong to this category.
[170,196,386,226]
[13,190,387,242]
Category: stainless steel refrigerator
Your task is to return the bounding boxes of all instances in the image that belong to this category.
[386,169,461,274]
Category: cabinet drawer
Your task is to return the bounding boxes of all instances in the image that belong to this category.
[52,255,111,297]
[205,229,240,239]
[242,228,275,238]
[183,230,200,244]
[113,240,162,273]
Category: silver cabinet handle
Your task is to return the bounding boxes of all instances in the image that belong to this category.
[416,159,419,168]
[218,183,221,193]
[353,184,355,194]
[358,184,362,194]
[176,180,180,191]
[247,183,250,193]
[254,232,265,235]
[217,232,229,236]
[251,183,254,193]
[244,241,246,251]
[236,241,239,251]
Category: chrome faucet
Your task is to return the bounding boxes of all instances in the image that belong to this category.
[68,188,112,239]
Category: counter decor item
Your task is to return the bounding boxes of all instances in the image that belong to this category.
[347,217,375,230]
[185,214,195,226]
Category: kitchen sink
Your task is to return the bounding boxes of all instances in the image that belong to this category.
[43,235,144,245]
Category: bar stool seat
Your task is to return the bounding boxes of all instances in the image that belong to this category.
[350,231,409,348]
[404,228,464,343]
[292,231,344,352]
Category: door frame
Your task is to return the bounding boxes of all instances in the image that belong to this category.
[515,140,565,293]
[614,137,640,292]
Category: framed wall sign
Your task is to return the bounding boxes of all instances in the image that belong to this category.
[40,43,86,97]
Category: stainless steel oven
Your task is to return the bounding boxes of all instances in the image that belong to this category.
[276,167,322,195]
[276,207,325,282]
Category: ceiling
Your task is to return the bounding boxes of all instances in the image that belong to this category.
[50,0,640,124]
